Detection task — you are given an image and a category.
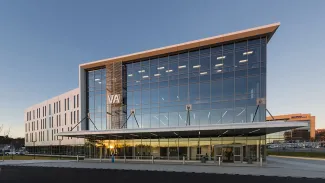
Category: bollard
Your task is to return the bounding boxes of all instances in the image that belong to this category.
[2,151,4,161]
[112,155,115,163]
[151,156,154,164]
[124,156,126,163]
[183,156,185,165]
[218,157,221,166]
[77,155,79,162]
[100,155,102,163]
[260,157,263,167]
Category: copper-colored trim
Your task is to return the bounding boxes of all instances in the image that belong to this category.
[80,23,280,69]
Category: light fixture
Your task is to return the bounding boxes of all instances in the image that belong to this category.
[95,78,100,81]
[215,63,223,67]
[236,109,245,116]
[193,65,201,68]
[179,114,183,120]
[135,80,140,83]
[164,115,168,120]
[217,69,222,73]
[138,70,145,73]
[239,59,248,63]
[128,74,133,77]
[98,82,101,84]
[200,72,208,75]
[142,75,149,78]
[150,133,158,137]
[161,97,164,101]
[217,56,226,60]
[157,67,165,70]
[222,130,228,134]
[208,112,210,118]
[160,120,167,126]
[222,111,228,117]
[154,74,161,77]
[174,132,178,136]
[178,65,186,69]
[166,70,173,73]
[130,134,139,137]
[243,51,253,55]
[249,129,260,134]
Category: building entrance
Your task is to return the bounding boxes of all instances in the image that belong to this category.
[214,145,243,163]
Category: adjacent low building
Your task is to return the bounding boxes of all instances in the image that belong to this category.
[266,113,315,143]
[25,23,308,163]
[24,88,84,155]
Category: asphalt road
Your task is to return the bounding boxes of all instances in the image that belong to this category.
[0,164,324,183]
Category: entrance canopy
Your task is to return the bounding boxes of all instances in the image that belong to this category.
[57,121,307,139]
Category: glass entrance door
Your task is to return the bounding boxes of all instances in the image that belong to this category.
[214,145,243,163]
[233,146,243,162]
[222,147,234,162]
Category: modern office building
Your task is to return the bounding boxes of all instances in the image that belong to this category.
[25,23,308,163]
[24,88,84,154]
[266,113,316,143]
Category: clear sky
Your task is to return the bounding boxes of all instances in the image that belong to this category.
[0,0,324,138]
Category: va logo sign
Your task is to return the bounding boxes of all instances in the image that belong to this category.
[107,94,120,104]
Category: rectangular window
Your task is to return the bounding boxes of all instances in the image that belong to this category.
[67,98,69,110]
[56,115,58,127]
[51,130,53,141]
[45,118,46,129]
[51,116,53,128]
[64,99,66,111]
[65,113,67,125]
[49,104,51,115]
[59,115,61,126]
[59,101,61,113]
[74,95,76,108]
[37,120,38,130]
[56,102,58,114]
[71,112,72,124]
[45,106,46,116]
[77,110,79,123]
[74,111,76,124]
[54,103,56,114]
[77,94,79,108]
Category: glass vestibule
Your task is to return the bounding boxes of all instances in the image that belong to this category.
[85,135,266,162]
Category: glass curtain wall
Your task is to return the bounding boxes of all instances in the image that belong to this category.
[85,136,266,162]
[123,37,267,129]
[87,68,107,130]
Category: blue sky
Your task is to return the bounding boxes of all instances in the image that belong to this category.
[0,0,324,137]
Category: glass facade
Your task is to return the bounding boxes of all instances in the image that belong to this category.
[124,37,266,129]
[87,68,107,130]
[84,136,266,162]
[85,37,267,130]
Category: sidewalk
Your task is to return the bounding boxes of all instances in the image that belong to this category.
[268,155,325,161]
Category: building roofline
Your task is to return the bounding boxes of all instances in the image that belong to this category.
[80,22,280,69]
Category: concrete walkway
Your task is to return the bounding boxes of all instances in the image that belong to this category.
[1,157,325,179]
